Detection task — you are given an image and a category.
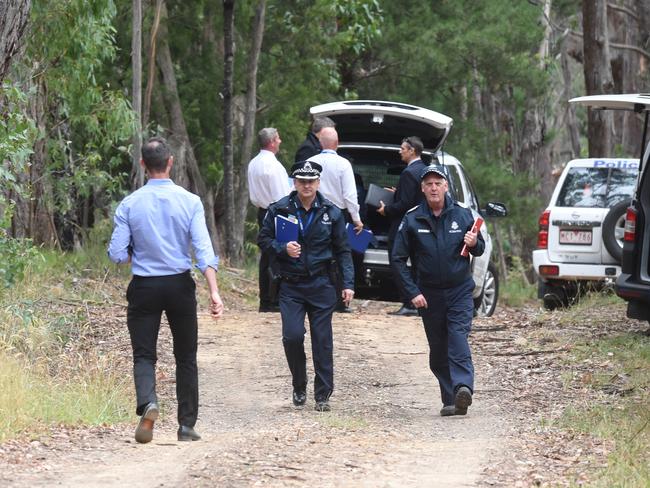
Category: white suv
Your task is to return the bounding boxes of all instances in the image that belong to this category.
[309,100,507,316]
[532,158,639,309]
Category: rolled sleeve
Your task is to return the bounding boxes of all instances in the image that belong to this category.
[190,201,219,273]
[107,203,132,264]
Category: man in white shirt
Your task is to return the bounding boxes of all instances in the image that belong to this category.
[309,127,363,313]
[308,127,363,232]
[248,128,291,312]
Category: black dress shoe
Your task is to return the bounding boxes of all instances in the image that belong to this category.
[314,400,331,412]
[135,402,159,444]
[387,305,418,316]
[292,389,306,406]
[177,425,201,441]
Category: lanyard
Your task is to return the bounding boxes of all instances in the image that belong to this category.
[297,208,315,236]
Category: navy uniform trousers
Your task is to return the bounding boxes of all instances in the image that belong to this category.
[419,278,475,406]
[126,271,199,427]
[279,273,337,401]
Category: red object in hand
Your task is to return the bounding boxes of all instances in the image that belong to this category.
[460,217,484,257]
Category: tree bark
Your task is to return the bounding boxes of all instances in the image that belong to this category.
[233,0,267,266]
[155,0,220,255]
[609,0,644,156]
[222,0,236,262]
[0,0,31,85]
[130,0,144,189]
[143,0,163,130]
[582,0,614,156]
[560,38,581,159]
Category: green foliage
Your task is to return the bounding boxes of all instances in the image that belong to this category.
[0,83,37,198]
[19,0,135,245]
[0,85,40,287]
[499,256,537,307]
[0,207,39,289]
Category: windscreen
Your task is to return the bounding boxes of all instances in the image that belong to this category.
[556,167,638,208]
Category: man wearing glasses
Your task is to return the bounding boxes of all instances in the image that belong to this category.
[377,136,427,316]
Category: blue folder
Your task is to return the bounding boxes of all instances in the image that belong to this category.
[346,224,373,253]
[275,214,299,242]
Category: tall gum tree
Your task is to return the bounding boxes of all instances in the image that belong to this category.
[582,0,614,156]
[0,0,31,85]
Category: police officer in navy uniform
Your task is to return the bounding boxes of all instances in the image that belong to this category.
[258,160,354,412]
[391,165,484,417]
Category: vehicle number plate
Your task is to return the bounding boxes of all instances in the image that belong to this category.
[559,229,592,245]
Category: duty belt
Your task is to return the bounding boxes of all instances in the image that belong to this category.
[280,266,328,283]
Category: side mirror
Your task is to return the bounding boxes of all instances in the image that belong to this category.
[482,201,508,217]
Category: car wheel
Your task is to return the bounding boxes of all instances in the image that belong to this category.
[474,263,498,317]
[602,199,631,262]
[541,280,568,310]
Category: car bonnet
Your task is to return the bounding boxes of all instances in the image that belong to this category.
[310,100,453,152]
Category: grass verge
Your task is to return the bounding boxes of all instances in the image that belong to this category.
[0,231,134,441]
[559,332,650,486]
[0,353,131,442]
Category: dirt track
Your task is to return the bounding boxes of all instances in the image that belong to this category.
[4,301,515,487]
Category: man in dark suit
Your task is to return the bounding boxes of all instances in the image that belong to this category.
[294,116,336,162]
[377,136,427,316]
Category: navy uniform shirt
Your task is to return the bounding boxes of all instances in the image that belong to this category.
[391,194,485,299]
[258,191,354,289]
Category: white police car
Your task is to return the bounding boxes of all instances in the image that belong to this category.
[532,157,639,309]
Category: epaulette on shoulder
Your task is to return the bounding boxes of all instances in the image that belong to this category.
[406,205,419,214]
[456,201,469,209]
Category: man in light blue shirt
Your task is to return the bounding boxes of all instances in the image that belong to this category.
[108,136,223,444]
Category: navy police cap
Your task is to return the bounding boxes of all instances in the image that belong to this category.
[291,160,322,180]
[420,164,448,181]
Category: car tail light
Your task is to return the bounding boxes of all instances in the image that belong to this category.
[539,265,559,276]
[624,206,637,243]
[537,210,550,249]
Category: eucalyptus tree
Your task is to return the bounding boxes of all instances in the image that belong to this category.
[0,0,31,85]
[10,0,134,248]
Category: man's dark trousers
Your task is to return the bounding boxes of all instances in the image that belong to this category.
[127,271,199,427]
[257,208,278,308]
[419,278,475,406]
[279,274,337,401]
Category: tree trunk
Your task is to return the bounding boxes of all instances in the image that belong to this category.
[0,0,31,85]
[582,0,614,156]
[560,38,581,159]
[130,0,144,189]
[609,0,644,156]
[222,0,236,262]
[143,0,163,130]
[155,0,220,256]
[232,0,266,266]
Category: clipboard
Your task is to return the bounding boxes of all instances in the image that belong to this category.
[346,224,373,253]
[275,214,299,242]
[365,183,394,207]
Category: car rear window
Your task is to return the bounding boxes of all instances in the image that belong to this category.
[556,167,637,208]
